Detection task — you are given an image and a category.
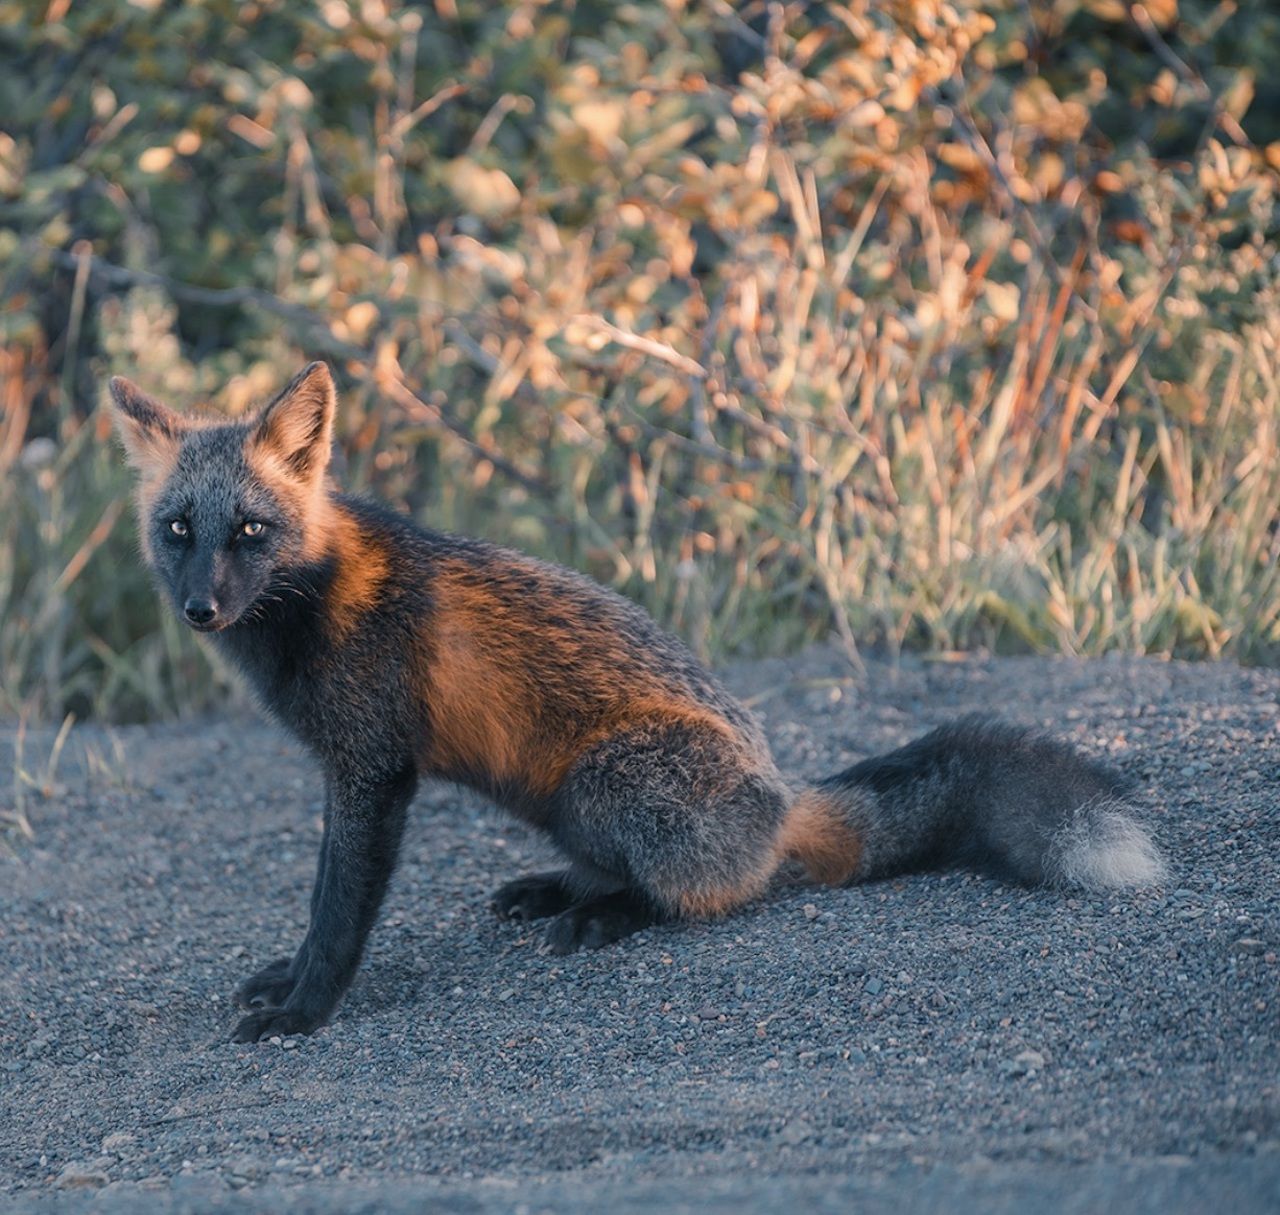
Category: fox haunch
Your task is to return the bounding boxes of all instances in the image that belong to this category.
[110,363,1167,1042]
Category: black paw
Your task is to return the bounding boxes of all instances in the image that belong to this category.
[491,872,576,922]
[235,956,295,1010]
[231,1007,323,1043]
[544,891,657,955]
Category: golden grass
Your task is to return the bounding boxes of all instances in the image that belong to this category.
[1,1,1277,720]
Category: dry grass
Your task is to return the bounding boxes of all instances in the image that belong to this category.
[1,1,1277,721]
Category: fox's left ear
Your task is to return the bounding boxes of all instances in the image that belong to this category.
[252,362,335,483]
[109,377,183,477]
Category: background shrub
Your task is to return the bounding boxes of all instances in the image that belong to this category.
[1,0,1277,721]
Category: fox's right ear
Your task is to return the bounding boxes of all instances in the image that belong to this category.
[109,377,183,477]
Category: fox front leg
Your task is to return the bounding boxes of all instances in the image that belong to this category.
[235,814,338,1011]
[232,765,416,1042]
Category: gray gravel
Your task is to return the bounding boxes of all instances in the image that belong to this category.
[1,647,1277,1213]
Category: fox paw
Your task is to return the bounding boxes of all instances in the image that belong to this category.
[491,872,575,922]
[235,957,295,1010]
[231,1007,323,1043]
[544,891,657,955]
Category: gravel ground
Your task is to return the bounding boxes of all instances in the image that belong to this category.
[1,646,1277,1213]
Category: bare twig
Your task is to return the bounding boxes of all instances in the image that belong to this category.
[466,93,527,156]
[388,82,466,142]
[47,250,563,495]
[6,718,34,842]
[377,362,550,497]
[935,85,1100,325]
[687,287,724,444]
[58,239,93,419]
[51,500,125,598]
[439,318,547,410]
[1128,3,1205,91]
[616,402,806,476]
[570,315,708,379]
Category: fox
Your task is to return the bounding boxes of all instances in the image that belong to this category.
[109,361,1167,1042]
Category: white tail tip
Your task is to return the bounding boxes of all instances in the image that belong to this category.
[1054,803,1168,889]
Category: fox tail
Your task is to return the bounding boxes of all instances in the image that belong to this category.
[781,717,1166,891]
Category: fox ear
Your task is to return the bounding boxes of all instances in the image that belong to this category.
[252,362,335,483]
[109,377,183,477]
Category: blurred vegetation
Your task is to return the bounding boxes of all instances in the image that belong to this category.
[1,0,1278,722]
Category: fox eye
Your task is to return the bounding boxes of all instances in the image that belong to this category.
[168,519,188,537]
[241,520,265,537]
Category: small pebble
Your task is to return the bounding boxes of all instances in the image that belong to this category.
[56,1162,107,1190]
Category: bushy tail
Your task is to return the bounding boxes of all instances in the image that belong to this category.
[780,717,1166,891]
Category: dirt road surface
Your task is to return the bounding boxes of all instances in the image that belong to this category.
[2,647,1277,1212]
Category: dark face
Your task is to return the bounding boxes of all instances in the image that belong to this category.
[112,361,337,631]
[146,426,302,632]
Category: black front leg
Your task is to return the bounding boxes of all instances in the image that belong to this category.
[232,765,416,1042]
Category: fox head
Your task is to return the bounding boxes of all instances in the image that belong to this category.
[110,362,337,632]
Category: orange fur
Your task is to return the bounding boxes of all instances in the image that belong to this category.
[244,418,389,639]
[419,560,738,802]
[670,862,776,918]
[242,456,334,565]
[252,362,335,485]
[424,605,539,787]
[321,505,390,638]
[777,789,863,885]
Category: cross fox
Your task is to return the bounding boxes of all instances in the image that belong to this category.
[110,362,1166,1042]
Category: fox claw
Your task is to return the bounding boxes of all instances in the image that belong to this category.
[231,1007,323,1043]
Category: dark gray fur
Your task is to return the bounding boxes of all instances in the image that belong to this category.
[822,716,1166,887]
[550,719,790,909]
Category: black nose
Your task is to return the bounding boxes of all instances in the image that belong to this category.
[183,597,218,626]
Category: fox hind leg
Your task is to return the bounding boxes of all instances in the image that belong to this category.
[540,719,788,952]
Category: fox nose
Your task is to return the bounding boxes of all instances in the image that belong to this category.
[183,597,218,627]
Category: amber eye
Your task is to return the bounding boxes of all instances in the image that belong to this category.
[241,520,264,537]
[169,519,188,537]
